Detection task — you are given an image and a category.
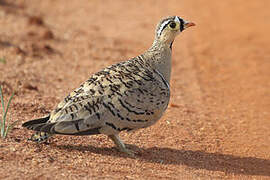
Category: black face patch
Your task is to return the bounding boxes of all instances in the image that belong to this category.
[179,18,184,32]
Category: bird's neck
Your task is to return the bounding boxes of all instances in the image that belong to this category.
[144,40,172,83]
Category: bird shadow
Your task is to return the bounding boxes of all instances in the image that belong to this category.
[53,143,270,177]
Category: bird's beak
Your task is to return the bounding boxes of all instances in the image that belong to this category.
[184,21,196,29]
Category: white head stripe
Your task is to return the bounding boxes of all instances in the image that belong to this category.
[174,16,180,23]
[157,20,171,36]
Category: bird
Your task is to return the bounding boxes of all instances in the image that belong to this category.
[22,16,195,156]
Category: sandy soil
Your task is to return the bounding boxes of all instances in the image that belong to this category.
[0,0,269,179]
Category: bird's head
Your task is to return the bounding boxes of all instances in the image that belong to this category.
[154,16,195,48]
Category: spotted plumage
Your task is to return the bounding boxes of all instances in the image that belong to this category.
[22,16,195,156]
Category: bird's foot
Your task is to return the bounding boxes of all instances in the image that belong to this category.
[108,134,136,157]
[117,145,136,157]
[28,132,52,143]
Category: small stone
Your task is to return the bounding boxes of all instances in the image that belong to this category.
[28,16,44,26]
[42,29,54,40]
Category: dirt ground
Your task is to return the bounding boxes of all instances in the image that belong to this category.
[0,0,269,179]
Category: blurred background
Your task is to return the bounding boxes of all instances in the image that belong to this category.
[0,0,269,179]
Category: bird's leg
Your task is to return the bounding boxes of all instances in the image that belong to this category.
[108,134,135,157]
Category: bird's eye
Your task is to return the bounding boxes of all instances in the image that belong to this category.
[169,22,176,29]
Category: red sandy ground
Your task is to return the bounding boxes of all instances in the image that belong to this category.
[0,0,269,179]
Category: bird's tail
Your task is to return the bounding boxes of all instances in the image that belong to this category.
[22,115,53,142]
[22,116,50,129]
[22,115,101,140]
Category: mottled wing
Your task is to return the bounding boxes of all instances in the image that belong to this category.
[45,95,105,134]
[99,67,170,134]
[44,58,170,135]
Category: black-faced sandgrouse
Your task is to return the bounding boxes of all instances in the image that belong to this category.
[22,16,195,156]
